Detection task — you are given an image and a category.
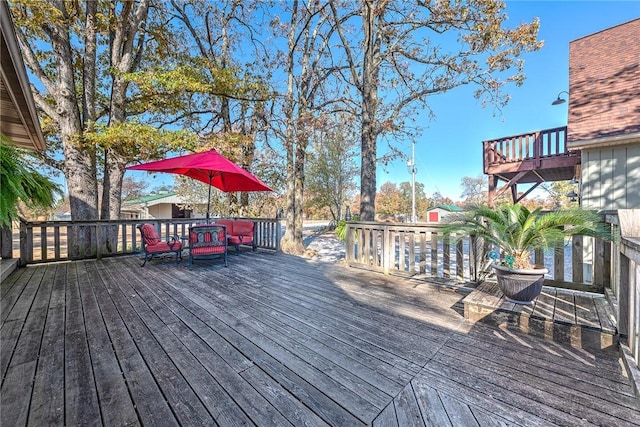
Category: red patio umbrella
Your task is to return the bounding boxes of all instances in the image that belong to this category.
[126,149,272,219]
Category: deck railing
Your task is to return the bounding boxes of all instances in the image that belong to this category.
[345,218,613,291]
[607,210,640,369]
[618,235,640,368]
[345,222,483,284]
[17,217,282,265]
[483,126,575,170]
[345,214,640,368]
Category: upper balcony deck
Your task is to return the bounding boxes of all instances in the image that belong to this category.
[483,126,580,183]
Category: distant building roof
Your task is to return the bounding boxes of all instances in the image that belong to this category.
[427,205,463,212]
[123,191,178,205]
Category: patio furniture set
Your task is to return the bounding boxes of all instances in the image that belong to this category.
[137,219,256,267]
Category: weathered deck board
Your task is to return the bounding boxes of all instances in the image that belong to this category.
[1,252,639,426]
[28,263,66,426]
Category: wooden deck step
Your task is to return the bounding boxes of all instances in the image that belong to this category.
[0,258,18,283]
[463,281,618,353]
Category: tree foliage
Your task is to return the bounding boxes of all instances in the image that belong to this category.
[169,0,272,215]
[12,0,543,233]
[376,182,402,215]
[10,0,260,221]
[398,181,429,220]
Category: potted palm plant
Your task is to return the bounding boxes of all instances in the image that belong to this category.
[443,204,609,304]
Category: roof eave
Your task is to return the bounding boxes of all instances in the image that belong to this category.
[567,132,640,150]
[0,1,46,152]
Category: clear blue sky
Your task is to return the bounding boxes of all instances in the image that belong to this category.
[381,1,640,201]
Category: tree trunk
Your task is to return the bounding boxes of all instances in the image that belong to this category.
[102,0,150,221]
[63,134,99,221]
[50,5,99,221]
[293,140,306,245]
[280,0,305,255]
[359,0,380,222]
[101,148,128,219]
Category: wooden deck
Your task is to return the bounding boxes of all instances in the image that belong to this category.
[2,251,639,426]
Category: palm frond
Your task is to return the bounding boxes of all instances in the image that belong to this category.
[442,203,610,269]
[0,137,60,227]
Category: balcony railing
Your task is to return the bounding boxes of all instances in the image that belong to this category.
[483,126,576,172]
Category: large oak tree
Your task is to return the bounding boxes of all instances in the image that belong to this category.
[330,0,542,220]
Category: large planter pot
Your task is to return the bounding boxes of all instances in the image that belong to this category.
[493,264,549,304]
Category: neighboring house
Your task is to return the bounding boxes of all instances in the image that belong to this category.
[565,18,640,210]
[122,191,206,219]
[425,205,463,224]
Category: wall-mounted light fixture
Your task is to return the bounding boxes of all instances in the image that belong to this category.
[567,176,580,203]
[567,190,579,202]
[552,90,570,106]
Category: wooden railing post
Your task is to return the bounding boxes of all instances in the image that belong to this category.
[534,131,542,167]
[19,218,27,267]
[572,235,584,283]
[456,238,464,281]
[0,223,12,259]
[469,235,478,282]
[95,222,102,260]
[619,253,630,338]
[419,232,426,274]
[430,232,438,275]
[345,222,353,264]
[443,233,451,278]
[382,225,391,274]
[275,219,282,252]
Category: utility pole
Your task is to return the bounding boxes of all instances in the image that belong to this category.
[407,140,417,224]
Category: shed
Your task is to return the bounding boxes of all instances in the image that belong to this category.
[425,205,463,224]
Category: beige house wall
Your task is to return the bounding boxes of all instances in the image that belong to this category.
[148,204,173,219]
[581,144,640,210]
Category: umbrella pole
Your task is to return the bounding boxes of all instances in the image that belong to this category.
[206,172,213,221]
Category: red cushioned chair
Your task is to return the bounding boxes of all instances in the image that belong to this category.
[188,224,228,268]
[137,223,182,267]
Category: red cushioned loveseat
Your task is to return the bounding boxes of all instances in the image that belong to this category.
[215,219,257,254]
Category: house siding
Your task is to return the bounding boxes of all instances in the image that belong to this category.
[581,144,640,209]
